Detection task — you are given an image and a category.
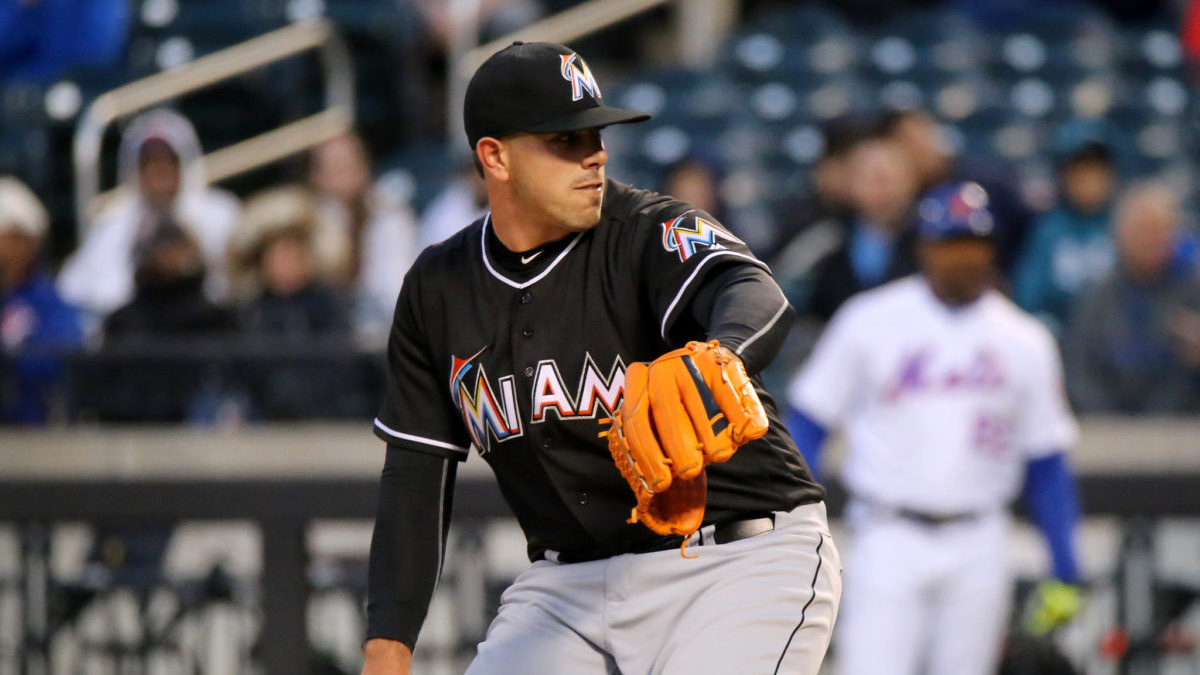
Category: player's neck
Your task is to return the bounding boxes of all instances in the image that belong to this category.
[489,205,574,253]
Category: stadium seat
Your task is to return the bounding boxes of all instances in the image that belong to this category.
[742,3,852,44]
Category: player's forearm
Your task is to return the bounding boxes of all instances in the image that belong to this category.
[361,638,412,674]
[1023,451,1080,583]
[694,265,795,374]
[366,446,456,647]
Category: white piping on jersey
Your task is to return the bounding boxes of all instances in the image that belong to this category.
[373,418,469,455]
[480,213,585,289]
[434,458,449,586]
[659,250,767,340]
[735,286,790,358]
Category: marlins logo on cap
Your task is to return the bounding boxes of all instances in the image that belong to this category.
[462,42,650,150]
[560,53,600,102]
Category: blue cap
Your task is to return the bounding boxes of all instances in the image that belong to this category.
[916,182,994,241]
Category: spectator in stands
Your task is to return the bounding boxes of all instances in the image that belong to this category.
[1064,182,1200,414]
[768,116,872,308]
[659,154,734,233]
[229,186,350,338]
[1014,119,1119,336]
[802,130,921,322]
[881,108,1033,279]
[102,220,233,340]
[0,177,82,424]
[414,0,543,46]
[420,159,488,247]
[58,108,240,330]
[0,0,129,83]
[307,131,418,343]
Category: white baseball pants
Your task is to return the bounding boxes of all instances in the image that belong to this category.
[465,501,842,674]
[836,504,1011,675]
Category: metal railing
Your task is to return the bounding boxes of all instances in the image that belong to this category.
[446,0,738,148]
[73,18,354,229]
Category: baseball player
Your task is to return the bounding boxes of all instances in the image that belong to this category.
[787,182,1082,675]
[361,42,841,675]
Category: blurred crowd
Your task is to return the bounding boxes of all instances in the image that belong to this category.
[0,107,470,425]
[5,99,1200,427]
[3,0,1200,426]
[749,107,1200,417]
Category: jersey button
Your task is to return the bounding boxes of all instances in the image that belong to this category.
[519,291,533,304]
[542,437,552,448]
[522,328,534,338]
[524,366,535,377]
[576,491,589,505]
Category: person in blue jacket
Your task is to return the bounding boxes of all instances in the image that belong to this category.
[0,177,83,424]
[1014,119,1122,336]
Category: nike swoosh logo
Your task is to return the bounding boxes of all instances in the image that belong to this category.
[521,251,543,264]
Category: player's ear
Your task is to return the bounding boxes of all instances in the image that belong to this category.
[476,137,510,182]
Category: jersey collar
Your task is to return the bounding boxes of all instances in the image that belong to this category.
[480,213,584,289]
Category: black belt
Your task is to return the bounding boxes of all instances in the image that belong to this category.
[540,514,776,563]
[859,498,980,526]
[894,507,979,526]
[711,515,776,544]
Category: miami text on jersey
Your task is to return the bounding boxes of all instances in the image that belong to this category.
[660,215,744,262]
[451,348,523,454]
[451,350,627,454]
[559,53,600,102]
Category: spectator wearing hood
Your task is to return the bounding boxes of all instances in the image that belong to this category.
[1013,119,1120,336]
[58,108,241,328]
[0,177,82,424]
[1064,182,1200,414]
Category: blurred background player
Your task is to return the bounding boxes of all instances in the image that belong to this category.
[880,108,1033,280]
[787,182,1082,675]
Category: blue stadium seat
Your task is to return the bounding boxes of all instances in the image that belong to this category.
[743,3,852,44]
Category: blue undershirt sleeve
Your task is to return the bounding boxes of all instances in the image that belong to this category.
[786,407,828,481]
[1023,451,1080,583]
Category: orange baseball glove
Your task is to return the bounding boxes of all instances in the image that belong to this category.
[601,340,768,540]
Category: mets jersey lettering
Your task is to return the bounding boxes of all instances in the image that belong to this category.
[883,348,1006,403]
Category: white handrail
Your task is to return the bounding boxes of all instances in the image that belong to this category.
[73,18,354,228]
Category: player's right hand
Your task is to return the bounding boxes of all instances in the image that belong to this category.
[1025,580,1082,636]
[361,638,413,675]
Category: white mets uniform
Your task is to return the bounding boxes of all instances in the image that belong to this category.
[788,276,1077,675]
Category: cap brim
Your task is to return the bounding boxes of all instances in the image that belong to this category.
[523,105,651,134]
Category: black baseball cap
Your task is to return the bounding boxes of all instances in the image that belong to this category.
[464,41,650,150]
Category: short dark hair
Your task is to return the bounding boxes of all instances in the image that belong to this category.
[1063,141,1112,167]
[874,107,931,137]
[820,115,875,162]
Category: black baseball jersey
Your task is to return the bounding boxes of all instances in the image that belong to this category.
[374,179,823,561]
